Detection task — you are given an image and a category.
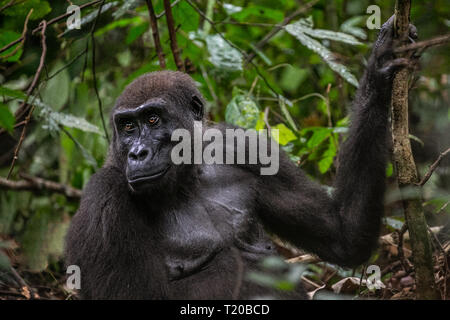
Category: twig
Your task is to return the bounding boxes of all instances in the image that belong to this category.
[9,266,36,299]
[146,0,166,69]
[0,9,33,60]
[0,174,82,198]
[6,21,48,180]
[244,0,318,65]
[416,148,450,186]
[163,0,184,71]
[0,0,15,13]
[395,33,450,54]
[90,0,110,143]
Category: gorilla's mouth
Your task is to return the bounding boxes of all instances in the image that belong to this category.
[128,165,171,189]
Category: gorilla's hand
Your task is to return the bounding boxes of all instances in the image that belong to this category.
[371,15,418,81]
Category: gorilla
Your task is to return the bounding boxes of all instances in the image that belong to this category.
[65,18,417,299]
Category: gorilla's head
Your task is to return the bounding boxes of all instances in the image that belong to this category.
[109,71,204,194]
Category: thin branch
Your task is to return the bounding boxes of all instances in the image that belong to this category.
[9,266,36,299]
[0,8,32,59]
[90,0,110,143]
[244,0,319,65]
[146,0,166,69]
[0,0,15,13]
[6,21,48,180]
[416,148,450,186]
[155,0,181,19]
[163,0,184,71]
[0,174,82,198]
[395,33,450,54]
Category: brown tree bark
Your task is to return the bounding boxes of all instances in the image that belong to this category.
[391,0,439,299]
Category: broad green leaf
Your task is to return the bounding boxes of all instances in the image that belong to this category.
[126,22,149,44]
[0,103,15,133]
[286,18,359,87]
[318,139,336,173]
[0,30,23,62]
[2,0,51,20]
[11,97,102,134]
[303,127,332,148]
[271,123,297,146]
[225,88,259,128]
[206,34,243,71]
[41,61,70,110]
[340,16,367,40]
[0,86,27,99]
[112,0,143,19]
[173,0,199,32]
[254,112,266,131]
[95,16,143,37]
[290,17,363,46]
[231,5,283,22]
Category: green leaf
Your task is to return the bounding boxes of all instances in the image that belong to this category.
[225,88,260,128]
[0,103,15,133]
[340,16,367,40]
[285,18,359,87]
[291,17,363,45]
[303,127,332,148]
[231,5,283,22]
[2,0,51,20]
[173,0,199,32]
[318,139,336,174]
[386,162,393,177]
[0,30,23,62]
[0,86,27,99]
[95,16,143,37]
[206,34,243,71]
[41,61,70,110]
[271,123,297,146]
[126,22,149,45]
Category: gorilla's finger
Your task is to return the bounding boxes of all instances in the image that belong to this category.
[379,58,409,75]
[409,24,418,40]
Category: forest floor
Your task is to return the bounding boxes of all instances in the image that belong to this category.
[0,230,449,300]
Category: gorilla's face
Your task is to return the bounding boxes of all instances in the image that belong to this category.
[113,98,183,194]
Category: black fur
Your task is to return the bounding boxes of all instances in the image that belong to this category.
[65,18,410,299]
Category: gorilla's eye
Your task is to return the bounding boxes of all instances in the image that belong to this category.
[122,121,136,133]
[148,114,160,126]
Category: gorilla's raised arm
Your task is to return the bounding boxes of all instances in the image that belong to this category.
[254,17,415,267]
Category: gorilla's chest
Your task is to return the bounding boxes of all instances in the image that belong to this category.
[158,184,267,281]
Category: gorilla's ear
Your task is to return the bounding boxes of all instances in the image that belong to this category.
[191,95,204,120]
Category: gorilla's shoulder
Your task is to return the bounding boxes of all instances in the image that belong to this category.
[82,166,127,197]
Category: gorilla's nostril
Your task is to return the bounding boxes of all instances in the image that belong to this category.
[129,149,149,161]
[138,149,149,160]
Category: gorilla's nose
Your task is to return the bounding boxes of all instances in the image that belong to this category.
[128,147,150,162]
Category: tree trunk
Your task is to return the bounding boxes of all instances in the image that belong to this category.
[391,0,439,299]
